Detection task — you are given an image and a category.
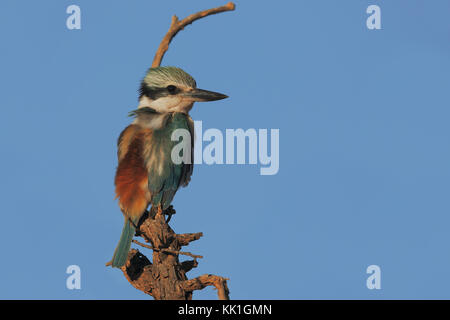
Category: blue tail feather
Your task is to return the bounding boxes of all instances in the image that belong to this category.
[111,219,136,268]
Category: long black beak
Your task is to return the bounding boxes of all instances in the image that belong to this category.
[185,88,228,102]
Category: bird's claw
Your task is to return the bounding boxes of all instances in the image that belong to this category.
[164,205,176,223]
[147,205,176,223]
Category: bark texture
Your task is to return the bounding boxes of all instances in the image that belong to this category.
[120,210,229,300]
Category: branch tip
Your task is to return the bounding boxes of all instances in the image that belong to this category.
[151,2,235,68]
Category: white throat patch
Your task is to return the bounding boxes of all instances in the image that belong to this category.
[138,95,194,114]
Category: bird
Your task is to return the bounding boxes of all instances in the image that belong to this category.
[110,66,228,268]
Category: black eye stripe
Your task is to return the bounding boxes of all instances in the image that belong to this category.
[139,83,180,100]
[139,84,166,100]
[167,85,177,94]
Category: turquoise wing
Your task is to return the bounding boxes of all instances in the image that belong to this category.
[145,113,194,209]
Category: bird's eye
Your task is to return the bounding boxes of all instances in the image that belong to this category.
[167,85,177,94]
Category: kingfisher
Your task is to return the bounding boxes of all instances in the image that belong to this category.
[110,66,228,268]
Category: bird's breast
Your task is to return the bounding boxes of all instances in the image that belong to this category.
[143,113,192,180]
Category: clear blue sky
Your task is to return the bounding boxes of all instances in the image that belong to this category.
[1,0,450,299]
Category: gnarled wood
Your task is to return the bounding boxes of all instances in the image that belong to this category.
[120,210,229,300]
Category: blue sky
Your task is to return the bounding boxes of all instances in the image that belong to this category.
[1,0,450,299]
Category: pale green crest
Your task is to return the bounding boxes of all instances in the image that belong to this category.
[143,66,197,89]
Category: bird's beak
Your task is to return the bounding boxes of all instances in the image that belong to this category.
[184,88,228,102]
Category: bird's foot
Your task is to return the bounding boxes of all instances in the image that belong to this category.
[147,205,175,223]
[164,205,176,223]
[147,207,157,220]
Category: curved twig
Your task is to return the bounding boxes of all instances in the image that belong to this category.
[151,2,236,68]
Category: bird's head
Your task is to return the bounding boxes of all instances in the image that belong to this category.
[138,66,228,114]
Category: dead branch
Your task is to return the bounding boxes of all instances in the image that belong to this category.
[177,232,203,246]
[119,209,230,300]
[181,274,230,300]
[151,2,236,68]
